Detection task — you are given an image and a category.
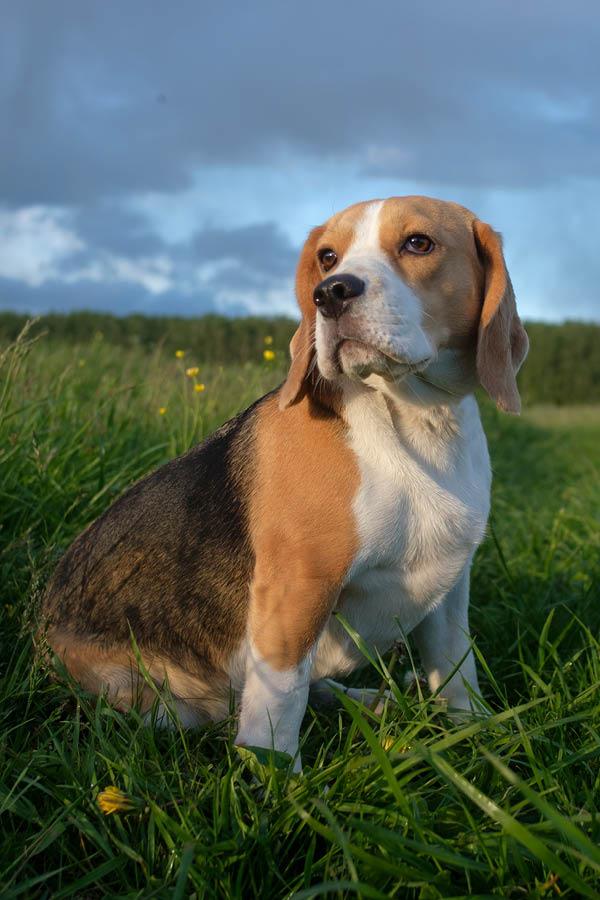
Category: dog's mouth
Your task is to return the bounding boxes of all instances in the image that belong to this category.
[334,337,432,381]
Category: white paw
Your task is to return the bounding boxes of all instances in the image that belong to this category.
[235,728,302,772]
[402,670,428,695]
[344,686,396,716]
[436,692,488,722]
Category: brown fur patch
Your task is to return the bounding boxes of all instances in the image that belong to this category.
[248,393,359,669]
[473,220,529,413]
[314,201,372,264]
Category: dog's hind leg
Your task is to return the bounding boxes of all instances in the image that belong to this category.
[45,629,229,726]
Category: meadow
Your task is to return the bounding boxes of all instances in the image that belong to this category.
[1,322,599,898]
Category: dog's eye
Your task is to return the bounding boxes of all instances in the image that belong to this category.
[402,234,434,255]
[318,248,338,271]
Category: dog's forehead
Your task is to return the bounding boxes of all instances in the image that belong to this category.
[321,196,476,248]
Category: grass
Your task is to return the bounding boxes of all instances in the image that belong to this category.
[1,324,599,899]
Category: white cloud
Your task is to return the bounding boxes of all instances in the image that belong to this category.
[0,205,175,295]
[0,206,83,286]
[191,259,240,286]
[0,204,295,313]
[213,279,296,317]
[64,254,174,294]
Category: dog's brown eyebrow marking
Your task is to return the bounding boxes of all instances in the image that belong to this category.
[316,201,376,250]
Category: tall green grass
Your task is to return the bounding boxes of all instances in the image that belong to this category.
[1,325,599,898]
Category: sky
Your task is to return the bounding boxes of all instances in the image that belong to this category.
[1,1,599,322]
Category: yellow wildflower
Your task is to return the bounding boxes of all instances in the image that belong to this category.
[263,349,276,362]
[194,383,206,393]
[264,335,273,345]
[78,359,86,368]
[382,736,395,751]
[175,349,185,359]
[185,366,199,377]
[159,406,167,415]
[97,786,134,815]
[540,873,561,895]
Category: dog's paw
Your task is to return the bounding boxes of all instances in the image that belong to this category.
[402,670,428,695]
[434,693,489,723]
[311,679,398,715]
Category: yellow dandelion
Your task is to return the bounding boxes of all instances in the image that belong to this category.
[263,349,276,362]
[185,366,199,377]
[97,786,134,815]
[194,383,206,393]
[159,406,167,415]
[175,349,185,359]
[264,335,273,345]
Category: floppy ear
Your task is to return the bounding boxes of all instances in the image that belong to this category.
[473,220,529,414]
[279,225,325,410]
[278,318,315,409]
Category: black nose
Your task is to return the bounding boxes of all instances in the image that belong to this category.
[313,274,365,319]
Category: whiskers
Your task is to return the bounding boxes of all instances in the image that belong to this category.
[293,330,317,359]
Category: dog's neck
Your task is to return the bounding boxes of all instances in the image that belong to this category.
[371,343,473,405]
[343,375,473,457]
[308,346,478,445]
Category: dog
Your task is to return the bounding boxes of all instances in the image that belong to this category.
[41,196,528,771]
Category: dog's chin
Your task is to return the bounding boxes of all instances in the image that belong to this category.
[322,339,431,382]
[338,340,393,379]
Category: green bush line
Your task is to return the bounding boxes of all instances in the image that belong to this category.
[1,310,598,405]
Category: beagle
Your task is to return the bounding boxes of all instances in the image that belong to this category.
[42,196,528,771]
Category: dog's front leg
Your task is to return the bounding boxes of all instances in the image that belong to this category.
[236,644,314,772]
[235,564,337,772]
[410,564,483,714]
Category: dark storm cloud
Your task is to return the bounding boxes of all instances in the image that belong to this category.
[71,204,165,257]
[68,203,296,275]
[190,222,297,278]
[3,0,600,207]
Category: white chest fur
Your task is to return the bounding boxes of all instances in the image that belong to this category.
[313,382,491,680]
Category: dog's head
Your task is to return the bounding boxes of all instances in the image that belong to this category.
[280,196,529,413]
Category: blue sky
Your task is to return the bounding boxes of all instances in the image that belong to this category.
[2,1,599,321]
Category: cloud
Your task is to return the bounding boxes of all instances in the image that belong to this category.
[0,205,174,295]
[1,1,599,320]
[0,207,83,286]
[70,204,165,257]
[0,277,206,318]
[190,222,297,278]
[0,204,298,317]
[3,0,600,208]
